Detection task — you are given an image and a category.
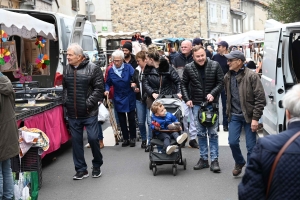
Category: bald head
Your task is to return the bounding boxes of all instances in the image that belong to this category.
[181,40,193,56]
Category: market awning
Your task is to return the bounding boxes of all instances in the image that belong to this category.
[0,9,56,40]
[98,30,148,39]
[217,30,264,46]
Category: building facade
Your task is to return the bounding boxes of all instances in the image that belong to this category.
[207,0,232,39]
[110,0,208,39]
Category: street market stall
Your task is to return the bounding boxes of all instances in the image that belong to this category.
[0,9,70,159]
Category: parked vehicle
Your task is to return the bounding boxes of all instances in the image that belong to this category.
[261,20,300,135]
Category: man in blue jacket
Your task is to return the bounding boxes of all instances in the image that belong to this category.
[239,84,300,200]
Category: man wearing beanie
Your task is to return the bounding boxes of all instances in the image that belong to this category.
[192,38,212,59]
[123,42,138,69]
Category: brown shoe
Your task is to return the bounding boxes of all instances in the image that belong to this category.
[232,163,245,176]
[99,140,104,149]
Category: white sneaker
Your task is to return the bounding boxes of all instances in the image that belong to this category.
[176,132,188,144]
[166,145,177,155]
[85,143,90,148]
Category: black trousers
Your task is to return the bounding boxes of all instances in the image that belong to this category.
[118,110,136,140]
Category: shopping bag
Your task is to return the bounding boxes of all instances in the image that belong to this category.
[98,103,109,122]
[13,171,39,200]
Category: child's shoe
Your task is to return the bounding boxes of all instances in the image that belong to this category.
[166,145,177,155]
[176,132,188,144]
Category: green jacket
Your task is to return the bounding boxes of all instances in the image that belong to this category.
[224,67,266,123]
[0,75,19,161]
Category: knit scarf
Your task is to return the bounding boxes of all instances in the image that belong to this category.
[113,63,124,78]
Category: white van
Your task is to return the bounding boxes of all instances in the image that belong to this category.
[7,9,100,88]
[262,21,300,135]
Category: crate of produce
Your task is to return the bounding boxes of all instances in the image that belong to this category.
[11,147,42,189]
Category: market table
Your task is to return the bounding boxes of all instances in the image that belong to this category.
[16,104,70,158]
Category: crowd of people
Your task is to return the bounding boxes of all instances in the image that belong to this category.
[2,35,300,199]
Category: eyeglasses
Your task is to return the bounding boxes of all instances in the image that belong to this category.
[227,59,239,63]
[113,60,122,63]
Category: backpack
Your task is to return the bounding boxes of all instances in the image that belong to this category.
[198,102,218,127]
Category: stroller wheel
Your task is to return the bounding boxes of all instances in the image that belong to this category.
[183,158,187,170]
[149,161,153,170]
[172,165,177,176]
[152,165,157,176]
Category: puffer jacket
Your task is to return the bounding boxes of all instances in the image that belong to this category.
[224,67,266,123]
[238,120,300,200]
[0,75,19,161]
[181,60,224,105]
[151,112,178,135]
[63,55,104,119]
[143,65,181,97]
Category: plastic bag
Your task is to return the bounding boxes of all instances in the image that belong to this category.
[13,171,39,200]
[98,103,109,122]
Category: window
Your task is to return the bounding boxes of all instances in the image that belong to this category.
[221,6,228,24]
[238,19,241,33]
[233,18,237,33]
[250,16,254,30]
[244,16,249,31]
[71,0,79,11]
[210,3,217,23]
[82,36,93,51]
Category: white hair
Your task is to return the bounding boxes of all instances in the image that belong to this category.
[67,43,83,56]
[112,50,124,60]
[282,84,300,118]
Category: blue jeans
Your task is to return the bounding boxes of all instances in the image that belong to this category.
[98,121,103,140]
[157,132,180,153]
[147,109,153,145]
[68,116,103,172]
[136,100,151,141]
[0,159,14,199]
[228,115,257,165]
[193,105,219,161]
[220,89,228,127]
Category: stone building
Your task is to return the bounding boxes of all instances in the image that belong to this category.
[110,0,208,39]
[0,0,19,8]
[207,0,232,39]
[230,0,270,34]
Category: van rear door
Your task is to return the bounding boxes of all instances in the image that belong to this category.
[261,27,285,134]
[69,14,87,46]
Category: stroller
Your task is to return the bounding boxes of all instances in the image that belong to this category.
[148,95,187,176]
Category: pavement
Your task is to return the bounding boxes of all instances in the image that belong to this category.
[39,121,251,200]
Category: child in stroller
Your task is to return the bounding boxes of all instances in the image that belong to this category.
[150,101,187,154]
[149,100,187,176]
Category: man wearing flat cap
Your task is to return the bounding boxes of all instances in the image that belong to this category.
[224,50,266,177]
[122,42,138,69]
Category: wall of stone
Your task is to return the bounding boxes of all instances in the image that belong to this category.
[254,4,268,30]
[110,0,208,39]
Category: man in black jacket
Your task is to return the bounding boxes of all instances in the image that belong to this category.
[63,43,104,180]
[123,42,138,69]
[182,45,224,172]
[173,40,199,149]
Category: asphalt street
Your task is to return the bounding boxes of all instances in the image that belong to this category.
[39,121,250,200]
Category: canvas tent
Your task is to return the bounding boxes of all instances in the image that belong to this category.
[98,30,148,39]
[217,30,264,46]
[0,9,56,40]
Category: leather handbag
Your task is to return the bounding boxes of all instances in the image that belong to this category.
[266,131,300,199]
